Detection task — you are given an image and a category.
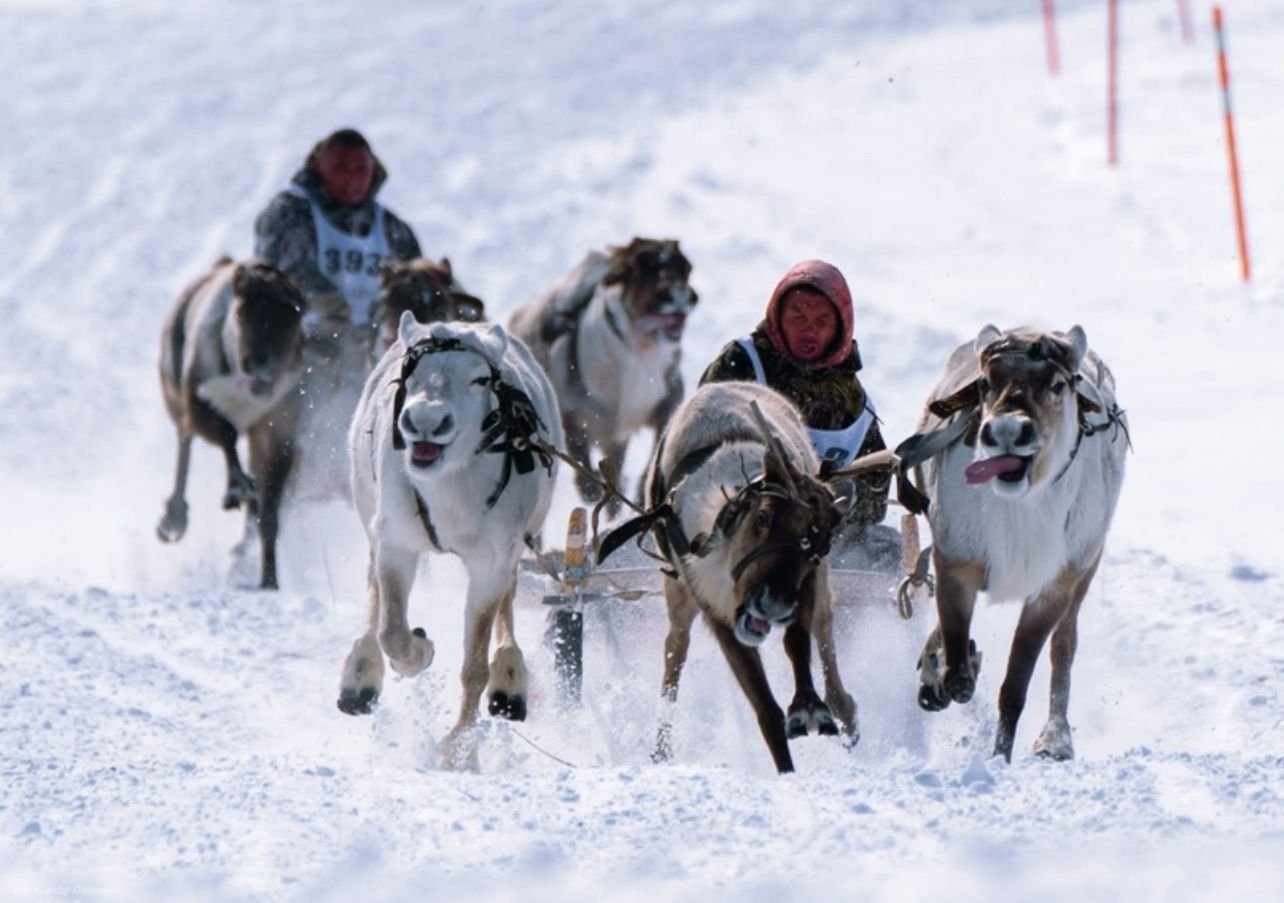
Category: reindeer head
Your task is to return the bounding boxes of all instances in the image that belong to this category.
[228,262,305,396]
[967,324,1088,498]
[601,238,697,345]
[372,258,486,352]
[699,446,840,647]
[391,315,510,478]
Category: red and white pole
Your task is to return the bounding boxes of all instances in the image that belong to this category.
[1213,5,1251,282]
[1042,0,1061,76]
[1176,0,1195,43]
[1107,0,1119,166]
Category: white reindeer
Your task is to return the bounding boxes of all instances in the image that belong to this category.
[912,324,1128,762]
[336,315,562,768]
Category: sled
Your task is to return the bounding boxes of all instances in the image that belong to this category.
[520,507,929,707]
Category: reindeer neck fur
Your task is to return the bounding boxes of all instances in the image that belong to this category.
[671,441,767,625]
[576,285,677,434]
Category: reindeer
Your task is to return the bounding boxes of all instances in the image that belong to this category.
[156,257,306,590]
[368,257,486,359]
[508,238,697,510]
[908,324,1128,762]
[336,315,561,769]
[599,381,857,774]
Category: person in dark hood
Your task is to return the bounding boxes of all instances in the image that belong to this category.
[700,259,890,538]
[254,128,422,325]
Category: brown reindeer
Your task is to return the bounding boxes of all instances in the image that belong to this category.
[909,324,1128,761]
[156,257,306,590]
[599,381,855,774]
[368,257,486,359]
[508,238,697,510]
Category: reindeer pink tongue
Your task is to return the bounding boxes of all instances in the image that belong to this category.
[965,455,1026,485]
[635,313,686,339]
[412,442,444,464]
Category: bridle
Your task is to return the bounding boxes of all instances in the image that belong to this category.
[707,476,834,581]
[390,336,553,511]
[892,335,1131,505]
[597,440,835,588]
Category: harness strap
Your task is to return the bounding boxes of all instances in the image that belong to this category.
[413,490,443,551]
[598,431,782,574]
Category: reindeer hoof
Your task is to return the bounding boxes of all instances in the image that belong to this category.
[487,690,527,722]
[576,473,604,503]
[222,477,257,510]
[918,683,951,712]
[944,668,975,704]
[156,503,189,543]
[337,686,379,715]
[786,700,838,738]
[1033,721,1075,761]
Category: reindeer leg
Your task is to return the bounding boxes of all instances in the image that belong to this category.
[654,575,699,763]
[376,543,434,678]
[1033,555,1100,761]
[602,438,628,518]
[801,571,858,745]
[709,620,792,774]
[486,580,528,722]
[925,556,984,709]
[993,591,1069,763]
[782,623,833,739]
[249,427,294,591]
[190,394,255,509]
[564,412,602,503]
[338,553,386,715]
[440,591,501,771]
[157,429,192,542]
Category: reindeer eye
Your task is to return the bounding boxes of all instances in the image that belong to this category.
[977,377,991,395]
[754,508,771,532]
[1051,381,1066,396]
[471,376,491,387]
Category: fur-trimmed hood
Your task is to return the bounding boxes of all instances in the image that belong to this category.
[289,134,390,210]
[762,259,855,370]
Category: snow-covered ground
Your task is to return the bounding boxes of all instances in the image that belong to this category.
[3,0,1282,899]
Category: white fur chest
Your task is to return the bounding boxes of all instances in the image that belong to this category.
[929,444,1073,603]
[197,371,299,432]
[576,295,676,435]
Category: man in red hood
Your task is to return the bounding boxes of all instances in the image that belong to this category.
[254,128,422,326]
[700,259,890,537]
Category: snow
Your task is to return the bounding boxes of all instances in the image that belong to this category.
[3,0,1283,899]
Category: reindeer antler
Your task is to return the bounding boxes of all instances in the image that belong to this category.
[823,448,898,482]
[748,400,799,494]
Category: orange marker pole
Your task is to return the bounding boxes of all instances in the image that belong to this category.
[1213,5,1251,282]
[1107,0,1119,166]
[1042,0,1061,76]
[1176,0,1195,43]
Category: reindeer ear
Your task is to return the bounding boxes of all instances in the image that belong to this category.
[1064,325,1088,371]
[232,263,251,295]
[975,323,1002,355]
[483,322,509,359]
[380,258,403,286]
[397,309,419,346]
[762,444,791,485]
[439,257,452,279]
